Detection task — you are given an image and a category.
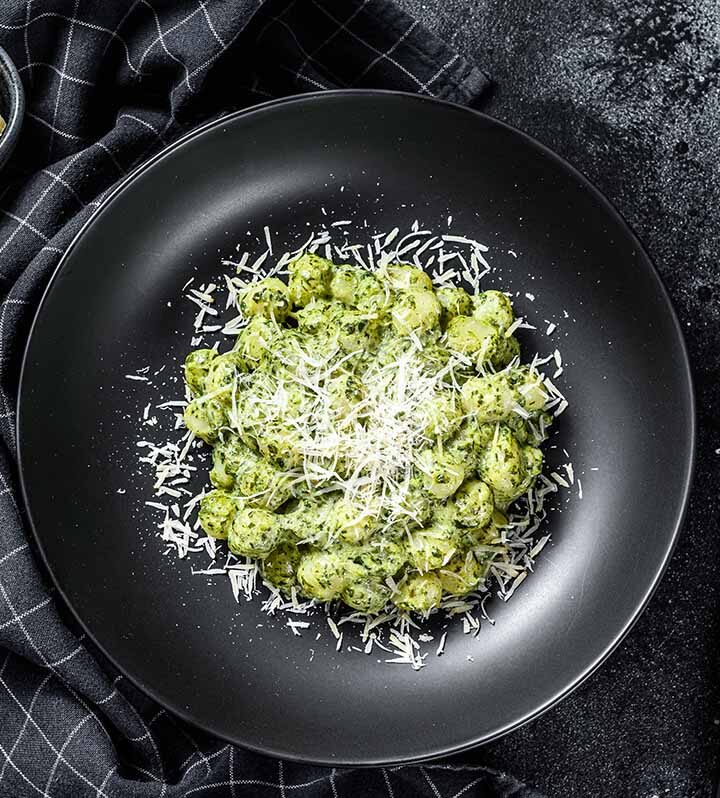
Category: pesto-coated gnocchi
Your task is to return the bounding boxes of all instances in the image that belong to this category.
[184,253,554,617]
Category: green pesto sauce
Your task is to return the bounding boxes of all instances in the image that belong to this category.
[183,254,552,616]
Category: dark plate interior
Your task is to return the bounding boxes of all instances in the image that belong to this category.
[17,91,694,765]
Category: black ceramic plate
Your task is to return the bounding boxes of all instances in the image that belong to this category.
[18,91,694,765]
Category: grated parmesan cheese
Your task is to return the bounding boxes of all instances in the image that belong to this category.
[129,218,575,669]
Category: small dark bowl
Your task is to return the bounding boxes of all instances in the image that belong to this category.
[0,46,24,173]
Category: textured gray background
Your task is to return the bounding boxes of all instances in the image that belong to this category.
[395,1,720,796]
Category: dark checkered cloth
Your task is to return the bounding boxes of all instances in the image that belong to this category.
[0,2,544,796]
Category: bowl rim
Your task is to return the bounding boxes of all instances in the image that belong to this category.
[16,89,696,766]
[0,45,25,171]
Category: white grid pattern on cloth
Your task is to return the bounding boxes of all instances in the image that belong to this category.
[351,18,419,85]
[24,110,84,141]
[0,665,52,785]
[23,0,33,85]
[0,13,144,77]
[18,61,95,86]
[294,0,372,82]
[0,2,526,797]
[0,665,114,797]
[138,0,199,89]
[308,0,434,92]
[258,12,348,89]
[47,0,81,159]
[382,769,395,798]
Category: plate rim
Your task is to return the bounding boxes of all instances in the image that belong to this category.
[0,45,26,173]
[16,89,696,766]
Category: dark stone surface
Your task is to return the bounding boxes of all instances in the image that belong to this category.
[396,1,720,796]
